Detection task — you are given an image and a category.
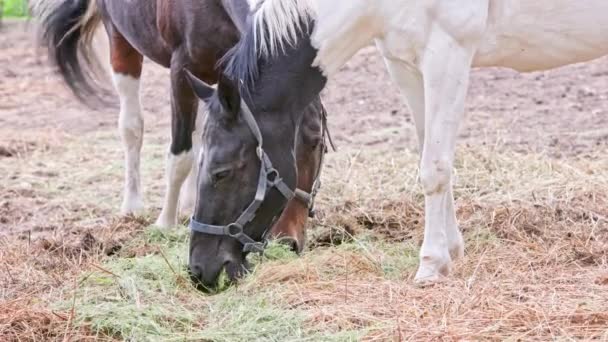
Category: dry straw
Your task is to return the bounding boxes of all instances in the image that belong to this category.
[1,144,607,340]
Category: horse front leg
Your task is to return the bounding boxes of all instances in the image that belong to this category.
[156,54,199,228]
[380,52,466,268]
[414,26,480,283]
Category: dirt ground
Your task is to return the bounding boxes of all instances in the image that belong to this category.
[2,20,608,155]
[1,19,608,341]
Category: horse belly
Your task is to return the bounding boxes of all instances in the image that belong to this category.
[474,0,608,72]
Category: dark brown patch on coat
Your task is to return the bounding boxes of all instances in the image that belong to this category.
[110,29,143,78]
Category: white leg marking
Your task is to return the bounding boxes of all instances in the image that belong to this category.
[156,150,194,228]
[179,107,206,214]
[112,73,144,215]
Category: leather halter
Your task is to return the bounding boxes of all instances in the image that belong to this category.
[189,100,326,253]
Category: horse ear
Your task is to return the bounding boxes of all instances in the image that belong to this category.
[184,69,214,101]
[216,75,241,120]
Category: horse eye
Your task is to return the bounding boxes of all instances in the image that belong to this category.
[212,169,232,183]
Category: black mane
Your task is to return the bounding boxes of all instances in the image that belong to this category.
[217,15,260,99]
[217,6,313,101]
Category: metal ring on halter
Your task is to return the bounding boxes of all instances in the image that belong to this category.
[225,223,244,238]
[266,168,279,184]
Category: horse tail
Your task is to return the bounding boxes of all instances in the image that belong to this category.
[36,0,108,106]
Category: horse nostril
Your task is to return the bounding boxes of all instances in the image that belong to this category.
[188,261,227,291]
[189,264,215,292]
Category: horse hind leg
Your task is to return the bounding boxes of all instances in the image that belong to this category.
[110,28,145,214]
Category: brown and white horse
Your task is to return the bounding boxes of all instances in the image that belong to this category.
[36,0,327,252]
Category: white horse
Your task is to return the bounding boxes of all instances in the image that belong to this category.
[250,0,608,282]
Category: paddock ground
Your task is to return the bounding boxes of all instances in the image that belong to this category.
[1,20,607,340]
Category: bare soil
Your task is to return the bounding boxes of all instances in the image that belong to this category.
[2,21,607,156]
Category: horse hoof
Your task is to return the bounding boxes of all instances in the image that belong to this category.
[121,198,144,215]
[414,268,448,286]
[414,274,446,287]
[155,215,177,229]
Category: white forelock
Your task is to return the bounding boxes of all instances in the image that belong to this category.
[251,0,317,57]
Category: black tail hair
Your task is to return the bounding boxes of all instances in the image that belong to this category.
[37,0,107,106]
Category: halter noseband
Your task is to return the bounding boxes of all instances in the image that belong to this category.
[189,100,322,253]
